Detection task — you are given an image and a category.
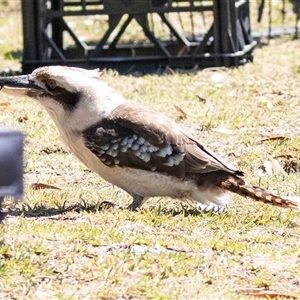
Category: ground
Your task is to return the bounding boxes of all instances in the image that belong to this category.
[0,2,300,300]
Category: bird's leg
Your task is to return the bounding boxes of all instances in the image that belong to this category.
[127,194,146,211]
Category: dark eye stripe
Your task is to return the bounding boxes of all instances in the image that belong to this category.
[44,83,80,111]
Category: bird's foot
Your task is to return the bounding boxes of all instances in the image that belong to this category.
[99,195,146,211]
[195,203,226,214]
[99,201,124,210]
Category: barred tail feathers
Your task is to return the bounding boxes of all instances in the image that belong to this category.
[221,177,300,209]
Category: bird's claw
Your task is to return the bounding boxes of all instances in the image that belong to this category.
[195,203,226,214]
[98,200,141,211]
[98,201,124,209]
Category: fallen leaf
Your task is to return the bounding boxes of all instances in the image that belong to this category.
[174,105,197,117]
[196,94,207,103]
[256,136,289,144]
[30,183,61,190]
[274,154,294,159]
[33,275,56,283]
[237,288,298,299]
[0,102,10,106]
[242,292,297,299]
[174,104,188,117]
[18,115,28,122]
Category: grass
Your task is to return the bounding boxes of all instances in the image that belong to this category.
[1,1,300,299]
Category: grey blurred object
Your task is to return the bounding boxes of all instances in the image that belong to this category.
[0,127,24,222]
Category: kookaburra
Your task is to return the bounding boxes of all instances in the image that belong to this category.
[0,66,299,211]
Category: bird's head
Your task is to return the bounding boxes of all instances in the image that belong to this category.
[0,66,125,131]
[0,66,105,109]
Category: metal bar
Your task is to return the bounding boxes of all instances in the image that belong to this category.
[268,0,272,40]
[193,23,214,54]
[21,0,38,63]
[51,0,64,50]
[109,15,133,50]
[230,0,238,53]
[61,19,90,52]
[22,41,256,66]
[41,6,214,18]
[22,0,256,74]
[64,1,103,5]
[257,0,265,23]
[42,30,67,61]
[158,13,191,46]
[212,0,220,58]
[134,14,171,57]
[89,14,123,58]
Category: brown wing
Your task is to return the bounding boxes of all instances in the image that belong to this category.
[83,102,243,179]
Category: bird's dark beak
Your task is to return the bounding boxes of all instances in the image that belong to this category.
[0,74,44,97]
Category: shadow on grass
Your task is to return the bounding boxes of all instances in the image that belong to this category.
[6,200,224,219]
[152,204,225,218]
[8,200,107,218]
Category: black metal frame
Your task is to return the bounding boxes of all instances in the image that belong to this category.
[21,0,257,74]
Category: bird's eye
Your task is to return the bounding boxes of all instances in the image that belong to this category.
[47,79,57,89]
